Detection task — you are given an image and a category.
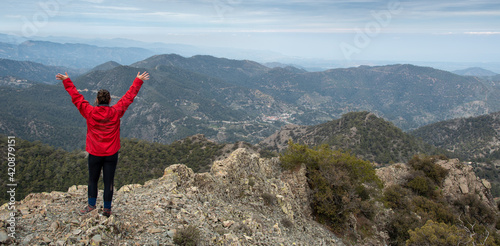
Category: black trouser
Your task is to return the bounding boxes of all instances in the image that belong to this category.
[88,152,118,207]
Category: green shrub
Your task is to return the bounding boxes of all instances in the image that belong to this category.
[408,155,448,185]
[411,196,456,224]
[173,225,201,246]
[383,185,410,210]
[359,200,377,220]
[386,210,422,246]
[407,220,498,246]
[279,141,312,170]
[356,185,371,201]
[406,175,436,198]
[280,141,383,232]
[406,220,469,246]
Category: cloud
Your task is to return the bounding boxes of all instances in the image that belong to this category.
[464,31,500,35]
[94,6,142,11]
[145,11,200,18]
[80,0,104,3]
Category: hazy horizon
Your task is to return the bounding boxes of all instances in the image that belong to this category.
[1,0,500,66]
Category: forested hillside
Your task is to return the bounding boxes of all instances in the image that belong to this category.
[411,111,500,161]
[260,111,446,164]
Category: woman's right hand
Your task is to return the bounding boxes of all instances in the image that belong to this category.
[56,72,69,80]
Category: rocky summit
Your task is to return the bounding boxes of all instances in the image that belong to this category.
[0,148,342,245]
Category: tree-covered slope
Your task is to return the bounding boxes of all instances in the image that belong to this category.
[410,111,500,161]
[260,111,444,164]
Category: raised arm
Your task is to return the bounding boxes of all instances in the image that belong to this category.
[57,72,92,119]
[113,71,148,117]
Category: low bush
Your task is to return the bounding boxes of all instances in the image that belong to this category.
[406,174,436,198]
[411,196,456,224]
[383,185,410,210]
[386,210,422,246]
[262,193,276,206]
[406,220,469,246]
[173,225,201,246]
[280,141,383,232]
[408,155,448,185]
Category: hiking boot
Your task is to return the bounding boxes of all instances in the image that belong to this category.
[79,205,96,215]
[102,208,112,217]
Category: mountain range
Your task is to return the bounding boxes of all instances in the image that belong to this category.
[0,40,156,69]
[131,54,500,131]
[2,53,500,155]
[453,67,498,77]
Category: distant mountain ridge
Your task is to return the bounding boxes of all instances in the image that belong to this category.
[0,40,156,69]
[131,54,271,87]
[0,58,82,84]
[453,67,498,77]
[89,61,121,72]
[249,63,500,130]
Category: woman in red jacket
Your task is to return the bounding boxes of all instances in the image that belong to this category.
[56,71,149,217]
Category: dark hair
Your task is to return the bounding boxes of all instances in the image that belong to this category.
[95,89,111,105]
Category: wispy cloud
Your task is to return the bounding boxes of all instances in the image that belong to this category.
[464,31,500,35]
[94,6,142,11]
[145,11,200,18]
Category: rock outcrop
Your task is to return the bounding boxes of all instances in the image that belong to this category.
[0,148,342,245]
[376,158,496,210]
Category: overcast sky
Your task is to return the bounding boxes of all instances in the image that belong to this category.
[1,0,500,63]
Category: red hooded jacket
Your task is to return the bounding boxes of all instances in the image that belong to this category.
[63,77,144,156]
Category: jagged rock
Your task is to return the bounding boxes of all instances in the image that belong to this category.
[437,159,495,207]
[67,185,88,194]
[1,148,343,245]
[374,163,411,187]
[376,158,497,210]
[162,163,195,188]
[117,183,142,193]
